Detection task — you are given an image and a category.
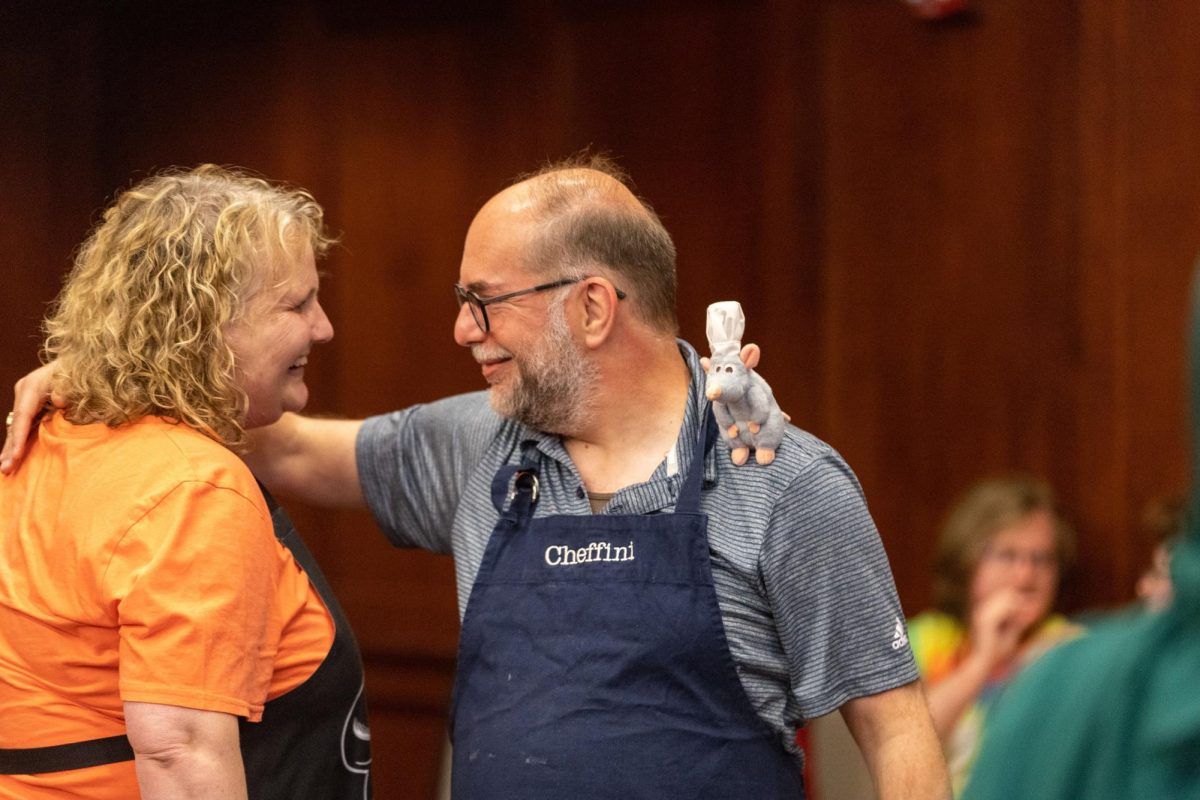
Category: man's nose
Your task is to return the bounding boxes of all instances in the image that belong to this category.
[454,302,484,347]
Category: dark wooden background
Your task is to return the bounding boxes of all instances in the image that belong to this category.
[3,2,1197,796]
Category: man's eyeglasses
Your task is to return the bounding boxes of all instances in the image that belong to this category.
[454,277,626,334]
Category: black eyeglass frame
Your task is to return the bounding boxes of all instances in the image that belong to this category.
[454,277,626,333]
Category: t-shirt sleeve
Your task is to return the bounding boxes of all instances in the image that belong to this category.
[104,480,282,722]
[761,451,919,719]
[355,393,500,553]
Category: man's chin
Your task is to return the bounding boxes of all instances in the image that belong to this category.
[487,387,555,431]
[486,386,517,418]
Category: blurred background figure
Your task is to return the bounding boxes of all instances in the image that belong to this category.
[1134,495,1186,613]
[963,279,1200,800]
[906,476,1080,794]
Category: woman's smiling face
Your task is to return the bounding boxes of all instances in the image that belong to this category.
[225,240,333,429]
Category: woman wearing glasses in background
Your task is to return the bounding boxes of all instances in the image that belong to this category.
[905,476,1081,796]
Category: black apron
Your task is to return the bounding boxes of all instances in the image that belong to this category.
[239,490,372,799]
[448,408,804,799]
[0,492,372,800]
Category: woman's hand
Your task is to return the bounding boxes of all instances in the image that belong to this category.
[968,587,1040,668]
[1,362,60,474]
[923,589,1042,743]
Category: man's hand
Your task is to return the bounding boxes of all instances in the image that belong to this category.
[1,363,60,474]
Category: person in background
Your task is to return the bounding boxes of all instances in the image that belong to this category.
[1070,494,1184,630]
[906,476,1079,794]
[1134,495,1185,612]
[0,166,371,799]
[963,283,1200,800]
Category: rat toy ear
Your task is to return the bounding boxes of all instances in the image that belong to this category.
[739,343,760,370]
[700,356,712,371]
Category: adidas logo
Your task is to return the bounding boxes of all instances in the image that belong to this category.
[891,617,909,650]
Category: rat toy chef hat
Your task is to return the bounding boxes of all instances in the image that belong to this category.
[706,301,745,358]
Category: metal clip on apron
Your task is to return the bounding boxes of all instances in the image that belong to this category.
[450,406,804,800]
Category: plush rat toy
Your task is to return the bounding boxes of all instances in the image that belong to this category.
[700,301,789,465]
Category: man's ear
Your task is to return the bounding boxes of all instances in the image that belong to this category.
[740,343,761,370]
[579,277,620,348]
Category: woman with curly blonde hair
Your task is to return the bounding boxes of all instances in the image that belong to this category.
[0,166,371,799]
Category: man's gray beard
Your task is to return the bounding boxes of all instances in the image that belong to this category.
[489,300,597,434]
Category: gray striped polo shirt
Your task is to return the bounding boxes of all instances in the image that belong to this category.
[356,340,917,756]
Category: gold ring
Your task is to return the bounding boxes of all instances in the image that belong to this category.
[5,412,13,427]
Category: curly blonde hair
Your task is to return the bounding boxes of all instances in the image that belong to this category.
[42,164,333,448]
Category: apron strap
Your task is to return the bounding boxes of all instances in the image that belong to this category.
[0,734,134,775]
[259,482,281,515]
[675,404,718,514]
[256,483,341,603]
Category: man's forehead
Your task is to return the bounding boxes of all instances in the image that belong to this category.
[459,167,633,286]
[459,260,540,294]
[477,180,537,218]
[459,217,539,290]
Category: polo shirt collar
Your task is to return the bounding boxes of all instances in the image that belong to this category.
[510,337,718,511]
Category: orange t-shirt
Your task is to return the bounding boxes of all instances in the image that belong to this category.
[0,413,333,798]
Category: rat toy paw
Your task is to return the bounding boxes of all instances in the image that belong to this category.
[755,448,776,466]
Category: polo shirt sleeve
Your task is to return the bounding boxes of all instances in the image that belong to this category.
[105,480,282,722]
[760,451,919,720]
[356,392,500,554]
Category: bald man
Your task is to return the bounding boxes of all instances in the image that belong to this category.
[4,156,949,799]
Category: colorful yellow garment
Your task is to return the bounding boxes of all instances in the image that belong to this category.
[908,610,1077,794]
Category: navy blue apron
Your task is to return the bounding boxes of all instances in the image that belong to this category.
[449,408,804,799]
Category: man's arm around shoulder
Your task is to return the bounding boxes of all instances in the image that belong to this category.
[244,412,366,509]
[839,680,952,800]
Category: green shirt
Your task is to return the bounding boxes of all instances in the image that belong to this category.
[964,533,1200,799]
[908,610,1076,795]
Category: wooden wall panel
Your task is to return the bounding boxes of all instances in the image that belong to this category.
[821,1,1085,611]
[1074,0,1138,607]
[1075,0,1197,604]
[4,2,1200,797]
[1122,0,1199,540]
[0,12,104,411]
